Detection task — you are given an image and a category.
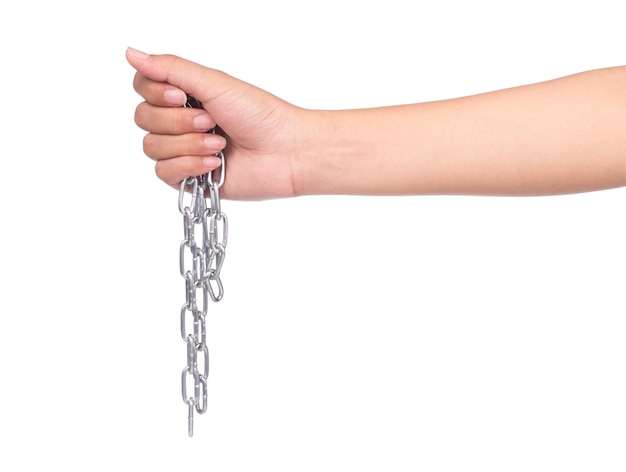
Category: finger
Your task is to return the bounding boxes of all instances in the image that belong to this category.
[126,48,265,131]
[143,132,227,160]
[127,47,235,100]
[133,72,187,107]
[134,102,217,134]
[155,155,222,186]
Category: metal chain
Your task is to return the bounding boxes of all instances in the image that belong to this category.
[178,95,228,436]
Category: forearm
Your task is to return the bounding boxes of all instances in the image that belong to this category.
[298,66,626,197]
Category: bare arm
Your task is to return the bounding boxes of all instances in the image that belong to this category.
[127,48,626,199]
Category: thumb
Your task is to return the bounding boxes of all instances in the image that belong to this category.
[127,47,255,107]
[126,47,228,94]
[126,47,277,133]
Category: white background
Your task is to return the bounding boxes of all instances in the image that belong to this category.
[1,1,625,470]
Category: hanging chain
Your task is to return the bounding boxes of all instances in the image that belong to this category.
[178,95,228,436]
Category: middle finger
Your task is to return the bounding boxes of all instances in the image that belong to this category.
[134,101,216,135]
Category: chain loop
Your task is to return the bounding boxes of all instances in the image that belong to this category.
[178,95,227,436]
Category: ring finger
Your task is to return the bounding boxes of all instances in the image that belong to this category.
[143,132,227,160]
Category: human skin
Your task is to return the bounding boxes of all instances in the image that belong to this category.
[127,47,626,200]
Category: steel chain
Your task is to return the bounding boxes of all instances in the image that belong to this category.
[178,95,228,436]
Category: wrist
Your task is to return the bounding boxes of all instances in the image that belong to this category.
[293,109,373,196]
[293,107,414,196]
[291,109,332,196]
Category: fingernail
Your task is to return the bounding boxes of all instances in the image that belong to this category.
[204,134,226,150]
[203,157,222,169]
[127,47,150,59]
[164,88,186,105]
[194,115,212,131]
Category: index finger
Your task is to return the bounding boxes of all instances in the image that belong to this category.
[132,71,187,107]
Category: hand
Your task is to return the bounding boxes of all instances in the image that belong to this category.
[127,47,305,200]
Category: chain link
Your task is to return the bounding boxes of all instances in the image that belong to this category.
[178,95,227,436]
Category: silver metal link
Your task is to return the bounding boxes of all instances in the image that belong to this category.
[178,95,227,437]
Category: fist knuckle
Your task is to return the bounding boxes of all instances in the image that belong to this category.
[134,104,145,128]
[154,161,168,182]
[142,134,156,158]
